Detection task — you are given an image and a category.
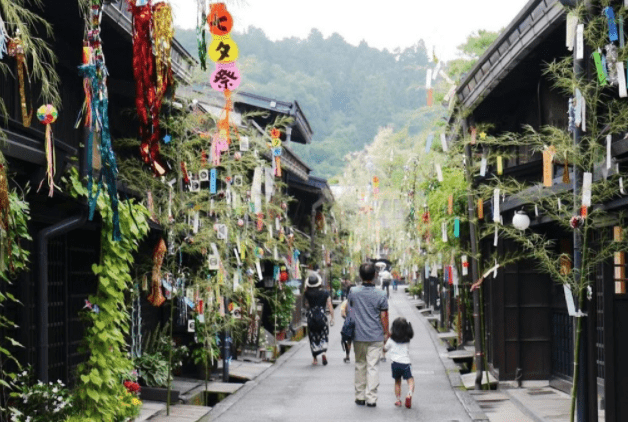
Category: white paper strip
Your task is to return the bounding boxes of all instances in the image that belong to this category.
[558,198,562,210]
[621,177,625,194]
[480,155,487,177]
[581,96,586,132]
[442,222,448,242]
[425,265,430,279]
[493,260,499,278]
[493,226,498,247]
[461,255,468,276]
[193,212,199,234]
[535,205,539,217]
[252,167,263,213]
[443,85,456,102]
[566,14,578,51]
[275,217,281,231]
[273,245,278,261]
[564,284,586,317]
[426,69,432,89]
[582,171,593,207]
[256,260,263,280]
[440,133,448,152]
[234,248,241,267]
[493,189,501,223]
[431,263,438,277]
[433,62,441,80]
[576,24,584,60]
[436,164,444,182]
[265,167,274,203]
[618,62,628,98]
[607,134,612,170]
[233,271,240,291]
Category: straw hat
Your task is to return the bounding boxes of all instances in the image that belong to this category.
[305,273,322,288]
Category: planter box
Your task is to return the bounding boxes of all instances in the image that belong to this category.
[139,386,180,403]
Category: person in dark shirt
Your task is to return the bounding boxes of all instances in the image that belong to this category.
[303,273,334,365]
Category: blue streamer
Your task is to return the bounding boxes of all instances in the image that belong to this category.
[0,20,7,60]
[454,218,460,238]
[79,60,121,241]
[210,168,217,194]
[601,54,610,80]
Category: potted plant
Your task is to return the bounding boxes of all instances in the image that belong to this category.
[135,352,179,402]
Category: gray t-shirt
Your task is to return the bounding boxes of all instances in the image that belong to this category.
[348,284,388,342]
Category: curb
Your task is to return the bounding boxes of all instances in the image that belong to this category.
[208,338,307,421]
[407,295,489,422]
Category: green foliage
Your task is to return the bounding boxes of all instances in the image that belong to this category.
[65,168,149,421]
[141,322,189,372]
[9,368,74,422]
[134,353,169,388]
[269,285,295,333]
[406,283,423,297]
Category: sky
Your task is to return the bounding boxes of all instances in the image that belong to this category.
[169,0,531,61]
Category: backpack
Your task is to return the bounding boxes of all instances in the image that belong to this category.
[308,308,327,332]
[340,298,355,341]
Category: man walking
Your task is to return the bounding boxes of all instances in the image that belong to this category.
[348,262,389,407]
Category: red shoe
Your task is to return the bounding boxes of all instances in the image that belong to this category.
[322,355,328,366]
[395,400,402,407]
[405,396,412,409]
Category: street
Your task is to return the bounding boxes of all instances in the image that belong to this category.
[212,288,472,422]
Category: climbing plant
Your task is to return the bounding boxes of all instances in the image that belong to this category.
[66,169,149,421]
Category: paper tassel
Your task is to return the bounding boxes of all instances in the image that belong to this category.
[563,161,570,184]
[493,189,501,223]
[582,172,592,207]
[448,195,453,215]
[454,218,460,238]
[493,226,498,247]
[576,24,584,60]
[440,133,448,152]
[477,198,484,219]
[425,133,434,153]
[497,156,503,175]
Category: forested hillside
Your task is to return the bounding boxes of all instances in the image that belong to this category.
[175,27,431,178]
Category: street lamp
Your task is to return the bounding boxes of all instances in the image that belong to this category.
[512,209,530,231]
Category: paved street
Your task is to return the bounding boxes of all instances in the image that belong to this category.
[212,288,472,422]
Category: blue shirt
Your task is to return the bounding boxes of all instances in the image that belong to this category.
[348,284,388,342]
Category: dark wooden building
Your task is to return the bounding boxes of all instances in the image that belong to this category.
[0,1,194,384]
[450,0,628,420]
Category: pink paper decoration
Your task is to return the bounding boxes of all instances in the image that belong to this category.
[210,62,241,92]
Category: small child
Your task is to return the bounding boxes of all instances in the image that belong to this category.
[384,317,415,409]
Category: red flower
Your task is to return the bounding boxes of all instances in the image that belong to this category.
[124,380,141,394]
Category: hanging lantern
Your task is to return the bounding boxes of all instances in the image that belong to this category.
[279,265,289,282]
[207,3,233,36]
[210,62,241,91]
[512,210,530,231]
[208,35,239,63]
[36,105,58,197]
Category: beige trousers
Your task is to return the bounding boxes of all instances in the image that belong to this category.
[354,341,384,404]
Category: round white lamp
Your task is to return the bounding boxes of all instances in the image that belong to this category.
[512,210,530,231]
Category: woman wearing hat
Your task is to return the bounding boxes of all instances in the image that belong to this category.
[303,273,334,365]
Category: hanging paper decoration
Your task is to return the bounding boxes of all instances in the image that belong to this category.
[435,164,443,182]
[210,62,241,91]
[441,222,448,242]
[496,156,503,175]
[477,198,484,219]
[440,133,448,152]
[148,239,166,307]
[425,133,434,153]
[7,32,32,127]
[426,69,433,106]
[605,7,619,42]
[373,176,380,196]
[593,49,608,86]
[461,255,469,276]
[36,105,58,197]
[270,128,283,177]
[617,62,627,97]
[607,134,613,171]
[470,127,477,145]
[129,0,170,176]
[576,23,584,60]
[543,146,555,187]
[582,171,592,207]
[493,189,501,223]
[447,195,453,215]
[454,218,460,238]
[153,2,174,97]
[566,14,578,51]
[78,6,122,240]
[480,150,488,177]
